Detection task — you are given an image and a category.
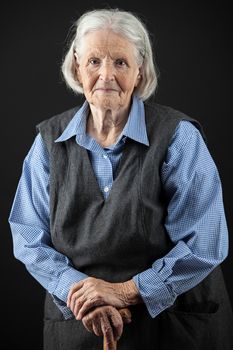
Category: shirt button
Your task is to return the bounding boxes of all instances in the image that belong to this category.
[103,154,108,159]
[104,186,110,193]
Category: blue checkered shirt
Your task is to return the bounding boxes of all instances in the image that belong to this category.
[9,95,229,319]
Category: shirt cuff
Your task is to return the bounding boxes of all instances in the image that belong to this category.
[52,267,88,318]
[51,295,74,320]
[133,268,176,318]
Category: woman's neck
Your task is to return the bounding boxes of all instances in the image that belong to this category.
[87,105,130,147]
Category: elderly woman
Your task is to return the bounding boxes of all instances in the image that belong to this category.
[9,8,233,350]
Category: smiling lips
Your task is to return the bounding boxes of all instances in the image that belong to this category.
[94,87,119,92]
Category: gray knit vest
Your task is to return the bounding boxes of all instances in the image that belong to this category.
[37,102,233,350]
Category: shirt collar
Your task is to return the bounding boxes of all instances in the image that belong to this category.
[55,94,149,146]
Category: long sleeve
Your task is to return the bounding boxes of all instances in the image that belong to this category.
[8,133,88,319]
[133,120,229,318]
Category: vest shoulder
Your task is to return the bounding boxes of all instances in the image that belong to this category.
[36,105,80,137]
[144,102,192,121]
[144,101,206,142]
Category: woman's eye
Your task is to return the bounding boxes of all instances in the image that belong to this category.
[115,59,126,66]
[89,59,100,65]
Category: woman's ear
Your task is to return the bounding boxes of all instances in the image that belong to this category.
[74,52,82,83]
[74,52,79,62]
[135,67,142,87]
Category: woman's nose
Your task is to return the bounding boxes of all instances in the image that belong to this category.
[99,62,115,82]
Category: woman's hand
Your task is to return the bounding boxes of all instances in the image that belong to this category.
[67,277,141,320]
[82,305,131,349]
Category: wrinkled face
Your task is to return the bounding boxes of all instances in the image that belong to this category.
[74,30,141,111]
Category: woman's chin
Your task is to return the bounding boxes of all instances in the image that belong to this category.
[92,96,120,110]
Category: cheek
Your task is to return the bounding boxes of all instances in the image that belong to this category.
[119,73,138,92]
[82,71,98,90]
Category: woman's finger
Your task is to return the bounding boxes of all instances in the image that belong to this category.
[69,286,94,314]
[82,314,93,333]
[72,294,87,316]
[92,316,103,336]
[101,313,115,350]
[68,281,97,312]
[67,280,85,307]
[70,292,85,314]
[119,308,132,324]
[82,307,106,337]
[109,309,123,341]
[77,297,104,319]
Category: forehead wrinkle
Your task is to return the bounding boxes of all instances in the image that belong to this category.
[80,30,137,62]
[85,46,131,60]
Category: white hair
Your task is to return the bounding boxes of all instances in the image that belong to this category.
[61,9,159,101]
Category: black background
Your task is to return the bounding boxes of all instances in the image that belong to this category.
[1,0,232,348]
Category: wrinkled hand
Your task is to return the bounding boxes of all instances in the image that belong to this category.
[82,305,131,349]
[67,277,141,320]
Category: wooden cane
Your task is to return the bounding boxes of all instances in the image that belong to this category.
[103,308,131,350]
[103,333,117,350]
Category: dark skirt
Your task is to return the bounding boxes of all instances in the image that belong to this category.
[43,267,233,350]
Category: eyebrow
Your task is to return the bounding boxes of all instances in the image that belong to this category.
[85,48,130,59]
[86,50,102,57]
[86,52,130,62]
